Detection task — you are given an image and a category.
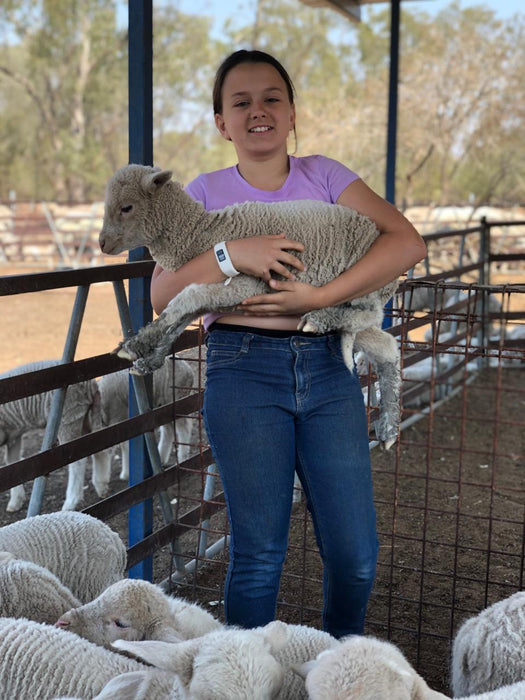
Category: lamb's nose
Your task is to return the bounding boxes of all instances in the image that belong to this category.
[55,619,70,628]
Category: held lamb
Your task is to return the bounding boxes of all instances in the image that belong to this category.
[0,551,81,624]
[56,577,222,647]
[0,511,126,603]
[99,164,401,448]
[97,355,196,482]
[0,359,112,512]
[0,617,183,700]
[294,635,448,699]
[451,590,525,697]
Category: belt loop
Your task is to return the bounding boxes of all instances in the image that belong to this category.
[241,333,253,353]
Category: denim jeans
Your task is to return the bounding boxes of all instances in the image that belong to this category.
[202,327,379,638]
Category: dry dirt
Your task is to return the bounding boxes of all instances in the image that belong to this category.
[1,263,524,696]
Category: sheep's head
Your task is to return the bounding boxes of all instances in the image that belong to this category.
[99,164,173,255]
[55,578,183,648]
[295,636,449,700]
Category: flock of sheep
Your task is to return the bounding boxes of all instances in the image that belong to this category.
[0,355,198,513]
[0,510,522,698]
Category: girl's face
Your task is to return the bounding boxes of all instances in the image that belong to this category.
[214,62,295,160]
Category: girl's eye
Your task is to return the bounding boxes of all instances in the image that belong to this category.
[113,619,130,628]
[121,205,132,214]
[234,101,249,108]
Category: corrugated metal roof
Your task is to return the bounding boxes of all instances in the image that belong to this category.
[299,0,430,23]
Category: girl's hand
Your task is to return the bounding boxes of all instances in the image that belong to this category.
[228,234,305,283]
[237,278,325,316]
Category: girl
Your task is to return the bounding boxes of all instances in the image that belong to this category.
[151,49,426,637]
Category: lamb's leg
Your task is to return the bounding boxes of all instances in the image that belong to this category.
[118,277,267,374]
[90,449,112,498]
[354,327,401,450]
[62,457,89,510]
[157,423,174,465]
[7,430,44,512]
[119,442,129,481]
[7,485,26,513]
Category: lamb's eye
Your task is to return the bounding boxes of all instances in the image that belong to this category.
[121,205,133,214]
[113,619,130,628]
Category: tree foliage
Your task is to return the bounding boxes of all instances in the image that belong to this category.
[0,0,523,205]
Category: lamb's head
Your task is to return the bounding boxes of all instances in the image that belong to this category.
[55,577,184,647]
[112,621,291,699]
[294,636,448,699]
[99,164,173,255]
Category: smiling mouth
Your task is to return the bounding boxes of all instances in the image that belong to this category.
[249,126,273,133]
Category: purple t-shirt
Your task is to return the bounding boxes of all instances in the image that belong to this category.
[184,154,360,328]
[185,154,359,209]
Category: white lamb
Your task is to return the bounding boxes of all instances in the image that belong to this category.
[0,511,126,603]
[0,551,81,624]
[111,622,290,699]
[97,355,197,482]
[294,635,448,699]
[56,577,222,647]
[0,617,183,700]
[455,681,525,699]
[262,621,340,699]
[451,591,525,697]
[0,359,111,512]
[99,164,401,448]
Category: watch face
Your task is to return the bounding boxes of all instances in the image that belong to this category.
[216,249,226,262]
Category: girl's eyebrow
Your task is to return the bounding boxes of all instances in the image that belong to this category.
[230,86,285,98]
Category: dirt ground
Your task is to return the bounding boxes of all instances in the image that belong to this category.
[1,263,524,695]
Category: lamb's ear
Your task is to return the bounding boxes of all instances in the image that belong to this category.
[93,671,149,699]
[259,620,290,652]
[290,659,318,679]
[148,622,185,643]
[113,638,199,681]
[142,169,173,193]
[0,551,17,563]
[411,674,449,700]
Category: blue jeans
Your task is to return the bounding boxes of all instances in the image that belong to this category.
[202,327,378,638]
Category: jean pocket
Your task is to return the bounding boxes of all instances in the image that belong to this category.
[206,346,244,369]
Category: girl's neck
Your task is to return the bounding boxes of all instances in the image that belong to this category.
[236,153,290,192]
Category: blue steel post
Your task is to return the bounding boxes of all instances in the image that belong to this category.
[127,0,154,580]
[383,0,401,329]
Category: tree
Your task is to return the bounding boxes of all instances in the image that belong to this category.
[0,0,128,201]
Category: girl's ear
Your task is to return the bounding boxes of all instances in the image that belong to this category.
[214,113,231,141]
[289,103,296,131]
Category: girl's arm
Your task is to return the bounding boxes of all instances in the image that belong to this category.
[238,179,427,316]
[150,235,305,315]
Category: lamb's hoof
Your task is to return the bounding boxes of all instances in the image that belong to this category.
[6,501,23,513]
[129,366,146,376]
[381,437,397,451]
[301,321,319,334]
[117,347,137,361]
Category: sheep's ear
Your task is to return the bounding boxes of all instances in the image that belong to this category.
[411,675,449,700]
[142,169,173,194]
[290,659,317,679]
[149,623,185,643]
[0,551,17,563]
[113,638,199,678]
[259,620,290,652]
[93,671,148,699]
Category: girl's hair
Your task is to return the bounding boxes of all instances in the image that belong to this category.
[212,49,295,115]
